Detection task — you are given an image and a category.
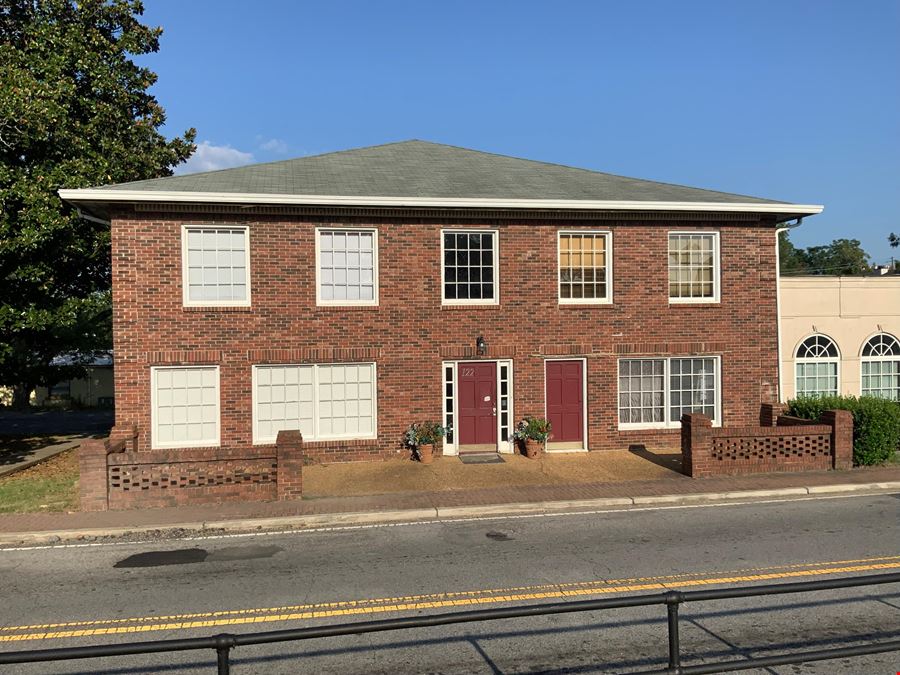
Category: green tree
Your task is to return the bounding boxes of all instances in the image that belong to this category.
[1,0,195,407]
[802,238,871,276]
[778,230,808,275]
[890,233,899,271]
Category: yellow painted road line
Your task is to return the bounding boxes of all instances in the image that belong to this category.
[3,553,899,634]
[1,558,899,643]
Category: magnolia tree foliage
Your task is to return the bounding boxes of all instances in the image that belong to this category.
[0,0,195,406]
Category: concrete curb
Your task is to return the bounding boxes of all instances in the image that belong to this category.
[1,481,899,547]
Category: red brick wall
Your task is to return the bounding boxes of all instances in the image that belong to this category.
[110,210,780,459]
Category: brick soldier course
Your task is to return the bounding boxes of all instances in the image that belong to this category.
[60,140,825,509]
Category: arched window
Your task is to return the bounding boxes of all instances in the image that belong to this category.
[794,335,839,397]
[861,333,900,400]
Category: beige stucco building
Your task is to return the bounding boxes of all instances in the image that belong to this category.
[779,276,900,401]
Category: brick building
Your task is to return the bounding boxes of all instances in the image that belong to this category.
[61,140,823,475]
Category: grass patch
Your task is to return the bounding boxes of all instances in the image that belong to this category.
[0,449,79,513]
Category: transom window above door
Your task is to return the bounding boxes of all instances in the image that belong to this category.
[442,230,499,304]
[316,229,378,305]
[558,231,611,303]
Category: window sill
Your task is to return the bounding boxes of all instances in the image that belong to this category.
[183,306,253,313]
[315,304,380,311]
[668,299,720,306]
[441,304,501,310]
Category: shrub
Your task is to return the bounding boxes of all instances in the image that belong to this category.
[512,417,552,443]
[404,421,448,448]
[786,395,900,466]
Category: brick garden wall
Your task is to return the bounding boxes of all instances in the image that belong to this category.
[110,208,781,462]
[682,404,853,477]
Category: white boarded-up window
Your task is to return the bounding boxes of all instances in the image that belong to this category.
[152,367,219,448]
[253,363,377,443]
[317,229,378,305]
[183,226,250,306]
[253,366,315,443]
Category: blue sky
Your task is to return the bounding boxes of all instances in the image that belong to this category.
[137,1,899,262]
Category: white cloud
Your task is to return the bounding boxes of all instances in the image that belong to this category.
[176,141,254,174]
[259,137,288,154]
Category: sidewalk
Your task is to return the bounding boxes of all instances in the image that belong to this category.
[2,464,899,545]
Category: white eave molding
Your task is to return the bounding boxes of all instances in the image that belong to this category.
[58,188,824,216]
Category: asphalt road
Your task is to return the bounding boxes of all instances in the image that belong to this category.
[1,492,899,674]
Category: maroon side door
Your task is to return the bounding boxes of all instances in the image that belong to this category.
[457,362,497,448]
[546,360,584,444]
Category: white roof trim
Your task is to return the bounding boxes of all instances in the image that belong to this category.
[58,188,824,215]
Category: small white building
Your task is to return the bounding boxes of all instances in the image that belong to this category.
[779,276,900,401]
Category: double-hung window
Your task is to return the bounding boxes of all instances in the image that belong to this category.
[182,226,250,306]
[253,363,377,443]
[861,333,900,400]
[316,229,378,305]
[668,232,719,303]
[618,357,720,428]
[558,231,611,303]
[151,366,220,448]
[441,230,499,304]
[794,335,840,397]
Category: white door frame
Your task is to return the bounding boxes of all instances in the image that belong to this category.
[442,359,514,455]
[543,357,588,453]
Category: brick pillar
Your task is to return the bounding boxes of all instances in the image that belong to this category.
[79,438,110,512]
[760,402,785,427]
[109,423,138,452]
[276,430,304,500]
[681,413,713,477]
[820,409,853,470]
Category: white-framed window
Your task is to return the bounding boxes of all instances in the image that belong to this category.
[315,228,378,305]
[252,363,377,444]
[861,333,900,401]
[668,232,720,303]
[558,231,612,304]
[794,335,840,397]
[182,226,251,306]
[151,366,220,449]
[441,230,499,305]
[618,357,720,429]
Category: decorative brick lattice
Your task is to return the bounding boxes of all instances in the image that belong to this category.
[109,461,277,492]
[710,433,831,462]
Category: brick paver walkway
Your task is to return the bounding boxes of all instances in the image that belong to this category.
[1,465,899,536]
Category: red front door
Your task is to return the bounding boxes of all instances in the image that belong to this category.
[546,360,584,444]
[458,362,497,448]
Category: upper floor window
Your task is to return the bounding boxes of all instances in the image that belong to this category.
[794,335,839,397]
[861,333,900,401]
[668,232,719,303]
[442,230,499,305]
[558,231,611,303]
[316,229,378,305]
[182,226,250,307]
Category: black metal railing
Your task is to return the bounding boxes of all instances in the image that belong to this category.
[1,572,899,674]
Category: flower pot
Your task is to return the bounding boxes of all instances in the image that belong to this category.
[417,443,435,464]
[524,439,542,459]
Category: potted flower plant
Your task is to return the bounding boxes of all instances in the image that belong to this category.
[513,417,552,459]
[404,421,448,464]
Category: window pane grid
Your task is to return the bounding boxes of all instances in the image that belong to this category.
[255,365,315,442]
[795,362,838,397]
[317,364,375,437]
[618,359,665,425]
[186,227,248,303]
[153,367,218,447]
[669,358,717,421]
[861,360,900,400]
[499,364,510,442]
[442,231,496,302]
[319,230,376,303]
[559,233,608,301]
[668,233,715,300]
[444,365,454,444]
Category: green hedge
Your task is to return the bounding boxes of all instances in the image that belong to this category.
[786,396,900,466]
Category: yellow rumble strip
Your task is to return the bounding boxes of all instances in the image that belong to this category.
[1,554,898,643]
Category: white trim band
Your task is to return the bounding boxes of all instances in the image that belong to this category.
[58,188,824,216]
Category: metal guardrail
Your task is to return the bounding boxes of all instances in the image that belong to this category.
[1,572,899,674]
